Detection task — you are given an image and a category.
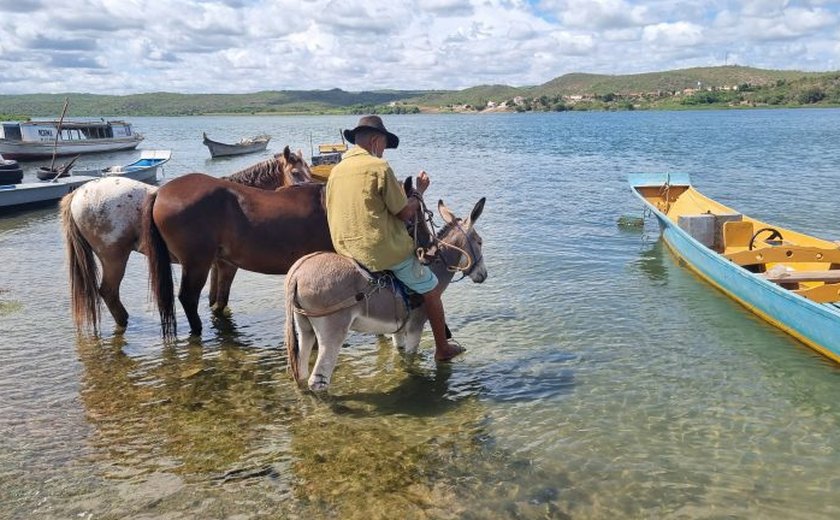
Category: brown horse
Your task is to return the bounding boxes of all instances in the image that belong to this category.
[142,176,333,338]
[60,146,312,335]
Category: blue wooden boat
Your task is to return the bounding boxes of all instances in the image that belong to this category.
[74,149,171,183]
[630,172,840,364]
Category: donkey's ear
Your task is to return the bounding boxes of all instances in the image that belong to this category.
[296,148,304,159]
[467,197,485,225]
[438,199,457,224]
[283,145,291,160]
[403,176,413,195]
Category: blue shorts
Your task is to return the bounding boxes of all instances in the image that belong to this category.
[387,255,438,294]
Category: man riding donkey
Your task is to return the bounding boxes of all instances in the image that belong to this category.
[326,115,464,361]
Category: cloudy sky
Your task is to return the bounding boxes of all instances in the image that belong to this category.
[0,0,838,95]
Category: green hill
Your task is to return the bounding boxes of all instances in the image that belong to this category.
[0,89,425,118]
[532,66,820,96]
[0,66,838,118]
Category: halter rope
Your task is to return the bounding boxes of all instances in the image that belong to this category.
[413,195,481,281]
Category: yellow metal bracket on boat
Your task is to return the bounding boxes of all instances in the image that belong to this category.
[725,245,840,266]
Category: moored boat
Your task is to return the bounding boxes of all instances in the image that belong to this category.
[310,141,347,182]
[202,132,270,158]
[74,149,171,183]
[630,172,840,364]
[0,174,100,213]
[0,119,143,160]
[0,150,171,213]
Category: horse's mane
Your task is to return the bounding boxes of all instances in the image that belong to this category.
[223,156,289,189]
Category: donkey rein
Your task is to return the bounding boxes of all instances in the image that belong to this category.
[412,194,474,275]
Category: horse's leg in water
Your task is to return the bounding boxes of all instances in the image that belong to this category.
[178,258,214,335]
[210,260,238,314]
[208,262,218,309]
[98,247,131,330]
[308,312,354,391]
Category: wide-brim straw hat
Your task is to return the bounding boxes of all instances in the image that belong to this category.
[343,115,399,149]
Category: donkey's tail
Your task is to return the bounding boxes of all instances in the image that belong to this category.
[141,192,176,339]
[60,191,101,335]
[284,271,302,384]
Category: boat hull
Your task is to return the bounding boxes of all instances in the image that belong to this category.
[0,137,142,160]
[203,136,270,158]
[630,173,840,364]
[0,175,100,212]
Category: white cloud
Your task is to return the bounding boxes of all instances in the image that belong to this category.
[0,0,838,95]
[642,21,704,47]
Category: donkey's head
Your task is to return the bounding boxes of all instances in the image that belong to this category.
[432,197,487,283]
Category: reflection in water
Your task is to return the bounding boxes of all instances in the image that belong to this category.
[75,334,579,518]
[633,239,668,284]
[288,339,578,519]
[76,335,296,477]
[478,348,576,403]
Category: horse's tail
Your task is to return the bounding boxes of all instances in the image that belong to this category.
[141,191,176,339]
[60,191,101,335]
[284,266,302,384]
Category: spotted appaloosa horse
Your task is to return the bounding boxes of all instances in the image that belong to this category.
[60,146,312,335]
[285,197,486,392]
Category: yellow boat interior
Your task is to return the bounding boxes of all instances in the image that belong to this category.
[636,184,840,303]
[310,142,347,182]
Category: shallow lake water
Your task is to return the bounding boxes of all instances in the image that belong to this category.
[1,110,839,519]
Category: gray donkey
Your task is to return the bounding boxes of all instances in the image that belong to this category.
[285,197,487,391]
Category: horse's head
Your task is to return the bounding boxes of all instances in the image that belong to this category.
[280,146,313,185]
[432,197,487,283]
[225,147,312,190]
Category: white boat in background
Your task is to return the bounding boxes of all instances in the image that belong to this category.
[74,150,171,183]
[0,119,143,160]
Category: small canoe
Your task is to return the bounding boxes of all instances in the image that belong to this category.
[630,172,840,364]
[36,155,80,181]
[203,132,270,158]
[74,149,171,183]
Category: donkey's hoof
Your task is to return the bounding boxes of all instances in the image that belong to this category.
[308,374,330,392]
